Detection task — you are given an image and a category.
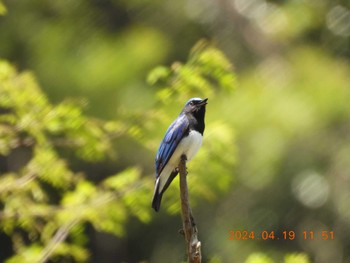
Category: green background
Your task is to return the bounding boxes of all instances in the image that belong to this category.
[0,0,349,262]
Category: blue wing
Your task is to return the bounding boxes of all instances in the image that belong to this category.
[155,114,189,177]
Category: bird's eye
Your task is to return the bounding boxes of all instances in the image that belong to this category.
[189,101,194,106]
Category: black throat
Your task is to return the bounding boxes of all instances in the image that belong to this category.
[186,107,206,135]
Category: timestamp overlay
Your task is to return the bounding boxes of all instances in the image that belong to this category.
[228,230,335,241]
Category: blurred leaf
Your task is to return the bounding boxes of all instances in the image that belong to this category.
[103,167,140,191]
[53,243,89,263]
[245,253,274,263]
[27,145,74,188]
[5,244,42,263]
[0,59,144,262]
[147,66,171,86]
[150,40,236,105]
[89,201,127,236]
[61,181,97,207]
[103,168,152,223]
[0,1,6,15]
[284,253,310,263]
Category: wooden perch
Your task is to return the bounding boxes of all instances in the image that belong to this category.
[179,154,202,263]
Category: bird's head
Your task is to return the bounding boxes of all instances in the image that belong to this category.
[183,97,208,114]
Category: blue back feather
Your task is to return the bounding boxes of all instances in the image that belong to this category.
[155,114,189,177]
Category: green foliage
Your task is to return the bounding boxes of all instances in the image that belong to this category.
[284,253,310,263]
[0,60,112,160]
[0,0,6,15]
[149,40,236,103]
[245,253,274,263]
[0,40,238,262]
[245,252,309,263]
[0,61,152,262]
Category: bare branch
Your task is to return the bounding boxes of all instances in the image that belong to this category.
[179,155,202,263]
[39,218,79,263]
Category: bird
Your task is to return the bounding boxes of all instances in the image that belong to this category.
[152,97,208,212]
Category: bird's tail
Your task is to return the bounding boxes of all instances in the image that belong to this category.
[152,178,163,212]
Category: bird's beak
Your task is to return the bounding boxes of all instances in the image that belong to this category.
[198,98,208,106]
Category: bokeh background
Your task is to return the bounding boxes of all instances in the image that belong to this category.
[0,0,350,262]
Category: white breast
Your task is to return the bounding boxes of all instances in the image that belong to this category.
[169,130,203,165]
